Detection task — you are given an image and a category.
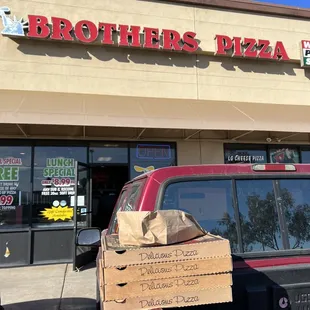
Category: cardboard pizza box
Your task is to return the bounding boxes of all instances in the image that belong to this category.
[103,256,233,284]
[104,272,232,300]
[102,286,233,310]
[101,233,231,267]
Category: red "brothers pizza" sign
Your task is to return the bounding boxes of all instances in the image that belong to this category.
[1,7,291,62]
[26,15,199,52]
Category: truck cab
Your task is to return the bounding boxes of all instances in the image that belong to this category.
[79,163,310,309]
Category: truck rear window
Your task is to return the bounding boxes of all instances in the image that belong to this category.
[161,178,310,254]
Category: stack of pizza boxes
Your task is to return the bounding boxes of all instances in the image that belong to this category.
[98,233,233,310]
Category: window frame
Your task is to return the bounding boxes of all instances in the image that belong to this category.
[155,174,310,259]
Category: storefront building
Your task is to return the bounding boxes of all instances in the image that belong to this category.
[2,0,310,267]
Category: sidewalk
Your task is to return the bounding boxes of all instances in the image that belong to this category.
[0,263,96,310]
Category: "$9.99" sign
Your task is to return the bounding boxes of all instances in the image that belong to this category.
[0,195,14,205]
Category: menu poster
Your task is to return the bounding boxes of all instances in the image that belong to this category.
[0,157,22,213]
[41,158,75,197]
[270,148,300,164]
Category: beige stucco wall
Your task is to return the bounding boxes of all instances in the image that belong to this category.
[177,141,224,165]
[0,0,310,130]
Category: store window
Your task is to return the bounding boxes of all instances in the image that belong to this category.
[224,145,267,164]
[129,143,176,179]
[301,149,310,163]
[0,147,31,228]
[270,147,300,163]
[89,143,128,164]
[161,180,239,253]
[32,146,87,227]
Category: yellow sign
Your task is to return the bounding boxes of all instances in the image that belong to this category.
[134,165,155,173]
[41,206,73,221]
[4,242,10,258]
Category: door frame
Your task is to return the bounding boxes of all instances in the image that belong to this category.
[73,161,93,271]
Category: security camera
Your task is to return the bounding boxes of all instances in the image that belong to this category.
[266,137,272,143]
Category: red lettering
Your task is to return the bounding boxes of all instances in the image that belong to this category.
[243,37,257,58]
[27,15,50,38]
[232,37,242,57]
[50,17,73,41]
[99,23,116,45]
[215,35,233,55]
[143,27,160,49]
[162,29,182,51]
[182,31,198,52]
[257,39,271,59]
[273,41,290,61]
[75,20,98,43]
[119,25,141,47]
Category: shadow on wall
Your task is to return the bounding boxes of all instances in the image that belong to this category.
[1,298,96,310]
[15,38,299,76]
[14,38,209,69]
[220,57,297,76]
[304,69,310,80]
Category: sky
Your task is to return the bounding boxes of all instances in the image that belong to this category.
[255,0,310,8]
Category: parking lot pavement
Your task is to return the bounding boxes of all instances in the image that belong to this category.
[0,263,96,310]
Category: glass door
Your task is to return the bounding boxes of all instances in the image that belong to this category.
[73,161,96,271]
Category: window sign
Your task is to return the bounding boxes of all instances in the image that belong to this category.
[270,148,300,163]
[136,144,172,160]
[41,157,75,197]
[32,146,87,227]
[129,143,176,179]
[0,147,31,228]
[225,149,267,164]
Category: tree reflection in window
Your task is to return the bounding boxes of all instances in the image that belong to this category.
[162,178,310,253]
[235,180,310,252]
[279,179,310,250]
[210,211,252,253]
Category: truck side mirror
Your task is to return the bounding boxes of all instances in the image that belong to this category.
[76,228,101,247]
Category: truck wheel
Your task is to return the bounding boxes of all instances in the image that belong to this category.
[96,279,101,310]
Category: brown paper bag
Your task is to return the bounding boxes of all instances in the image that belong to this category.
[117,210,206,247]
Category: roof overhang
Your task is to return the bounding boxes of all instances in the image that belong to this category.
[1,89,310,134]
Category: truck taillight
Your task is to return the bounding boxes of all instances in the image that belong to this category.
[252,164,296,172]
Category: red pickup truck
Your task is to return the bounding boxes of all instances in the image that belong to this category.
[77,163,310,310]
